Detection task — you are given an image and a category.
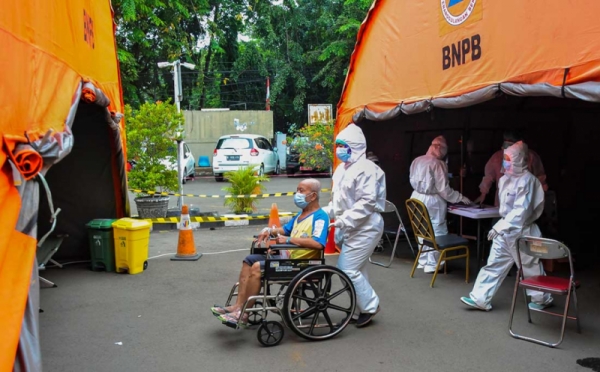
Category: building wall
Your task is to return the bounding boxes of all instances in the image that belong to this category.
[183,110,274,165]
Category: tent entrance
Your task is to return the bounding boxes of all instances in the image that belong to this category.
[38,102,125,260]
[359,95,600,267]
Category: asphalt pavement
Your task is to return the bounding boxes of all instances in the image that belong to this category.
[128,173,332,217]
[39,226,600,372]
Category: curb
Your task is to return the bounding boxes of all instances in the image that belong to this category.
[150,215,294,231]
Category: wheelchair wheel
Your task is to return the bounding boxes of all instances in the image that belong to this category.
[283,265,356,341]
[257,321,285,347]
[247,301,264,325]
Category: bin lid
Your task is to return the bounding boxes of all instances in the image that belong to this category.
[86,219,118,230]
[111,218,152,231]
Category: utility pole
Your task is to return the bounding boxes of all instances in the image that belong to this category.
[157,60,196,209]
[266,76,270,111]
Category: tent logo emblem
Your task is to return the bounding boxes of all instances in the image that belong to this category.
[441,0,477,26]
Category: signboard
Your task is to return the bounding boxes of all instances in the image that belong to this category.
[308,104,333,125]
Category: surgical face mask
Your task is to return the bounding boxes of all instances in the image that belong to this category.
[502,160,512,174]
[336,147,351,162]
[294,192,313,209]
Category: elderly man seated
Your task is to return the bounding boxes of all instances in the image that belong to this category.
[211,178,329,326]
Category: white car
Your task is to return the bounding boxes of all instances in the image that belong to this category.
[161,141,196,184]
[212,134,280,182]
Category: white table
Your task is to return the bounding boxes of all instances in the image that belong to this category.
[448,205,501,267]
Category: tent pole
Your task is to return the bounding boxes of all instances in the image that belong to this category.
[460,135,463,236]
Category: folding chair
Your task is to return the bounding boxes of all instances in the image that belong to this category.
[405,198,469,287]
[37,234,67,288]
[508,236,581,348]
[369,200,415,267]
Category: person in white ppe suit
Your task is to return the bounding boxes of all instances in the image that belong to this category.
[328,124,385,328]
[473,130,548,207]
[461,141,553,311]
[409,136,471,273]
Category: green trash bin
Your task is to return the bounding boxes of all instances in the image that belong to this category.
[86,219,118,272]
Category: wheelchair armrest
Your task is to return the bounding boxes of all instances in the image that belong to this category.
[269,243,302,250]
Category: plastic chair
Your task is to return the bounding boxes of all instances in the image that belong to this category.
[198,156,210,167]
[509,236,581,348]
[369,200,415,267]
[405,198,470,287]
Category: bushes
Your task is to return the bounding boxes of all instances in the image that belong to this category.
[223,166,268,214]
[126,100,183,195]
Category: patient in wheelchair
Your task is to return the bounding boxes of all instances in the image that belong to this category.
[211,178,329,326]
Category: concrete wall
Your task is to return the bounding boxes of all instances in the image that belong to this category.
[182,110,274,165]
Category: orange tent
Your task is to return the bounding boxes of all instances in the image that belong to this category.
[0,1,127,370]
[336,0,600,133]
[334,1,600,264]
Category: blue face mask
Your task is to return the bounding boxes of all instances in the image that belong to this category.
[502,160,512,173]
[294,192,313,209]
[336,147,351,162]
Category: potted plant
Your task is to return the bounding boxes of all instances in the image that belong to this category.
[125,100,183,218]
[223,166,268,214]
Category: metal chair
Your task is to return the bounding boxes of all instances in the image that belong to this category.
[37,234,67,288]
[509,236,581,348]
[369,200,415,268]
[405,198,470,287]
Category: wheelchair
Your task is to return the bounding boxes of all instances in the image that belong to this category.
[221,237,357,347]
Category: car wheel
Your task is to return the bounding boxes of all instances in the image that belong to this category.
[258,164,265,177]
[275,162,280,175]
[182,168,187,184]
[215,174,224,182]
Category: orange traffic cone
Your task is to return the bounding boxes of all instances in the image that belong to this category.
[325,221,340,255]
[268,203,282,229]
[171,205,201,261]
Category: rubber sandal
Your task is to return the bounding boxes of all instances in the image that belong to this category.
[218,312,249,329]
[211,306,230,317]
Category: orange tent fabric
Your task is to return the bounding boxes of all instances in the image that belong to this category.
[0,0,124,369]
[335,0,600,138]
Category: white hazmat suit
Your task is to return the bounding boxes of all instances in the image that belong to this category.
[465,141,552,311]
[409,136,470,272]
[329,124,385,315]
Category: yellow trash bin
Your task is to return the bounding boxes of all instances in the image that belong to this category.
[112,218,152,274]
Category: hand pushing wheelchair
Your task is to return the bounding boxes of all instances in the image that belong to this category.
[221,236,357,347]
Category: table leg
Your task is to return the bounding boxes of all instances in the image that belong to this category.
[477,219,481,270]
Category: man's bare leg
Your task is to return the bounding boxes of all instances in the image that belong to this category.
[224,262,252,312]
[226,262,263,321]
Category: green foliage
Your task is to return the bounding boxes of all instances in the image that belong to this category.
[125,100,183,195]
[114,0,372,132]
[222,167,268,214]
[291,120,334,171]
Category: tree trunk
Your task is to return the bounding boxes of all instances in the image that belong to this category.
[199,3,220,109]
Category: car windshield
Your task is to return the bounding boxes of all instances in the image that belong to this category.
[217,137,253,149]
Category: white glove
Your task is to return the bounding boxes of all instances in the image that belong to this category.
[330,219,343,229]
[334,228,345,246]
[461,196,471,204]
[487,229,499,241]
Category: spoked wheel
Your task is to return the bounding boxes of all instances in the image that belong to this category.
[283,265,356,341]
[257,321,285,347]
[247,301,264,325]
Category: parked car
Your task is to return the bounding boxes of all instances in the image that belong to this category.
[212,134,280,182]
[161,141,196,184]
[286,136,331,177]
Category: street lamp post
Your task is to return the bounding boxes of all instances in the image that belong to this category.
[158,60,195,209]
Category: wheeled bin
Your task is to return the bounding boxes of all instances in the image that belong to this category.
[111,218,151,274]
[86,219,117,272]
